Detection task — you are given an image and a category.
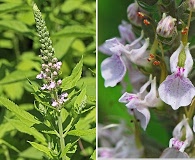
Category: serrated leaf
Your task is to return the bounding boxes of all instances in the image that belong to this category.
[74,87,87,114]
[76,77,96,101]
[0,70,38,85]
[61,57,83,91]
[53,25,95,37]
[7,119,46,143]
[28,142,53,158]
[0,97,40,126]
[67,128,95,136]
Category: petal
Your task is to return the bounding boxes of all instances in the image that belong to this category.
[99,38,124,55]
[127,38,150,67]
[158,73,195,110]
[118,21,136,43]
[170,41,183,73]
[160,148,189,158]
[134,107,150,130]
[172,118,187,139]
[183,43,193,77]
[101,54,126,87]
[137,74,152,99]
[118,92,137,103]
[144,76,161,107]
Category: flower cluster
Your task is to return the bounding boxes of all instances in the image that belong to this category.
[33,4,68,108]
[98,121,143,158]
[99,0,195,158]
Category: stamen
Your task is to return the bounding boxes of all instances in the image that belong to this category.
[143,19,150,25]
[153,60,160,66]
[137,12,145,18]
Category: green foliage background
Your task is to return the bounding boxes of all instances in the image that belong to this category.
[0,0,96,159]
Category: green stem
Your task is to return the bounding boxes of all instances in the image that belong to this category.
[150,36,158,56]
[57,111,66,160]
[182,10,192,45]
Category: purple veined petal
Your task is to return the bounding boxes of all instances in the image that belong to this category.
[118,92,137,103]
[118,21,136,44]
[184,43,193,77]
[99,37,124,55]
[193,115,195,132]
[134,107,150,130]
[127,38,150,67]
[158,73,195,110]
[101,54,126,87]
[170,41,183,73]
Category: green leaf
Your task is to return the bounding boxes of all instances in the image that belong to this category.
[61,57,83,91]
[3,82,24,100]
[28,141,53,158]
[61,139,79,158]
[61,0,84,13]
[0,70,38,85]
[90,150,96,160]
[0,20,31,33]
[0,122,14,138]
[67,128,96,137]
[0,3,23,13]
[0,139,20,153]
[54,37,75,59]
[76,77,96,102]
[7,119,46,143]
[74,87,87,114]
[53,25,95,37]
[0,97,41,126]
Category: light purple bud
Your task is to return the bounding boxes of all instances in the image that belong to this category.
[189,0,195,11]
[57,79,62,85]
[52,100,58,107]
[52,57,58,63]
[53,71,58,76]
[61,92,68,98]
[48,62,52,67]
[45,68,50,72]
[36,73,43,79]
[49,81,56,89]
[156,13,176,38]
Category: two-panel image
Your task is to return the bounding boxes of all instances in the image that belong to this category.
[0,0,194,159]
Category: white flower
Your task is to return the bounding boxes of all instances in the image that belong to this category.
[158,41,195,110]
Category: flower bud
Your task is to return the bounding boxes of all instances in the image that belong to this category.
[127,2,142,26]
[189,0,195,11]
[156,14,176,38]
